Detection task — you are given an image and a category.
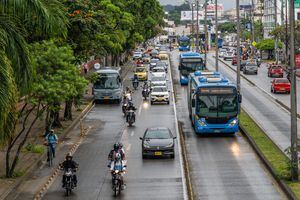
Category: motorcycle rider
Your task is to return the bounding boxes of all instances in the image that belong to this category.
[108,143,125,168]
[132,74,139,89]
[141,82,150,98]
[123,87,133,101]
[110,153,126,189]
[60,154,78,188]
[125,101,136,123]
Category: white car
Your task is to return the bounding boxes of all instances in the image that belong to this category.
[150,86,170,104]
[218,48,227,58]
[150,76,167,88]
[133,51,142,60]
[223,51,235,60]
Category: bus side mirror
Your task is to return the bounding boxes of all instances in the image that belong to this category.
[238,94,242,103]
[192,99,196,107]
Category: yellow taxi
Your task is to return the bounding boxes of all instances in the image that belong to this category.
[158,51,169,60]
[134,66,148,81]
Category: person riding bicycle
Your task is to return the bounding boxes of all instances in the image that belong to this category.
[60,154,79,188]
[108,143,126,168]
[45,129,58,159]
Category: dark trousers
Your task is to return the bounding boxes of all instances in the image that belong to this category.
[47,143,56,158]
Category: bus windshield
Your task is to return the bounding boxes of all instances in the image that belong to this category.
[179,40,189,47]
[180,60,204,76]
[94,73,121,90]
[196,94,238,118]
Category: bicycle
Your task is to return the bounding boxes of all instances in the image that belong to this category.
[47,144,54,167]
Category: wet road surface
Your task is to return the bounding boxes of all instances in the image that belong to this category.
[171,49,286,200]
[42,60,185,199]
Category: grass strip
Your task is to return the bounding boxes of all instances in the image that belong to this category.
[240,109,300,199]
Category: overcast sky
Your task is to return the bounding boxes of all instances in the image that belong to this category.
[159,0,250,10]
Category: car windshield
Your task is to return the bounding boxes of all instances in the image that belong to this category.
[143,54,150,57]
[136,68,146,72]
[152,87,167,92]
[247,63,257,66]
[157,62,166,67]
[272,66,282,69]
[227,52,233,55]
[152,68,165,72]
[145,129,171,139]
[94,73,120,89]
[151,76,165,82]
[220,49,227,52]
[150,59,159,64]
[276,79,289,83]
[196,94,238,118]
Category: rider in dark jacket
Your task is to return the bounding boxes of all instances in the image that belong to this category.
[60,154,79,187]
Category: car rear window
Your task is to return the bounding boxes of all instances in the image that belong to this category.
[145,129,171,139]
[271,66,282,69]
[276,79,289,83]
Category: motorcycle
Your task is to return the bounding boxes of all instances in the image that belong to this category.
[111,169,123,196]
[126,109,135,126]
[132,80,139,90]
[142,88,150,100]
[122,103,128,116]
[63,168,75,196]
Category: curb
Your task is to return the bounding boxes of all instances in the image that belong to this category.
[169,52,194,200]
[1,100,94,200]
[215,56,300,119]
[239,109,297,200]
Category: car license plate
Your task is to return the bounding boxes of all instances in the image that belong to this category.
[158,98,164,101]
[214,129,221,133]
[104,96,110,99]
[154,151,162,156]
[280,88,285,90]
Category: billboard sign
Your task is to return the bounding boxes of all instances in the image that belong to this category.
[181,11,204,21]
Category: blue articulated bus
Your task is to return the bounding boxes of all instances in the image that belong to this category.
[178,36,190,51]
[187,71,242,134]
[178,52,206,85]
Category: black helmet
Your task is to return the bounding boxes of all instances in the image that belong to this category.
[66,153,72,160]
[114,143,119,150]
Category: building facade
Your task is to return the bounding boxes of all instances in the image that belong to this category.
[263,0,283,38]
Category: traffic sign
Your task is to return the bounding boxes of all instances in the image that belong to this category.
[252,41,257,47]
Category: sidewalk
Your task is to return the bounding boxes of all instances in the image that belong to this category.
[0,60,133,200]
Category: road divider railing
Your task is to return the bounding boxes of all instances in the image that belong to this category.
[239,109,299,199]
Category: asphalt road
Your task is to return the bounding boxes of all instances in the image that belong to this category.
[171,49,286,200]
[210,53,300,151]
[42,60,185,199]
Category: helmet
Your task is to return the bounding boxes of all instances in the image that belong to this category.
[114,143,119,150]
[118,142,123,149]
[66,153,72,160]
[50,129,54,133]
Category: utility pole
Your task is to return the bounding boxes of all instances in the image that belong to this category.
[251,0,255,58]
[289,0,298,181]
[215,0,219,71]
[236,0,241,92]
[274,0,279,64]
[204,0,208,67]
[196,0,200,52]
[285,0,288,65]
[191,3,195,50]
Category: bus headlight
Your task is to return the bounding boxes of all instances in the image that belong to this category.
[198,120,207,127]
[230,119,238,126]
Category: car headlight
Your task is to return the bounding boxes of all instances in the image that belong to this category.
[143,143,150,148]
[230,119,238,126]
[165,142,174,148]
[198,120,207,126]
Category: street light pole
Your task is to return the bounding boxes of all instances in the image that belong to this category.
[274,0,279,64]
[215,0,219,71]
[236,0,241,92]
[285,0,288,65]
[192,3,195,50]
[204,0,208,67]
[196,0,199,52]
[251,0,255,58]
[289,0,299,181]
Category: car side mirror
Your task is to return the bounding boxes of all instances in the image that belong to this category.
[173,136,177,139]
[238,93,242,103]
[178,65,181,70]
[139,137,143,140]
[192,99,196,107]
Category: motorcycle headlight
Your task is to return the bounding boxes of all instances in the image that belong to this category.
[230,119,238,126]
[114,170,119,174]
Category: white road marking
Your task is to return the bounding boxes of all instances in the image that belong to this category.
[138,102,143,116]
[130,131,135,136]
[126,144,132,151]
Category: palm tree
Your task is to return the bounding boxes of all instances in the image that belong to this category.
[0,0,68,142]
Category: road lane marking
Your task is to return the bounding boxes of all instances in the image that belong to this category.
[130,131,135,136]
[138,102,143,116]
[126,144,132,151]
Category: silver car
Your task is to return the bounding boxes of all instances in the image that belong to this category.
[223,51,235,60]
[243,62,258,74]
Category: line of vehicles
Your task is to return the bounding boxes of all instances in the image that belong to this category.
[219,46,291,94]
